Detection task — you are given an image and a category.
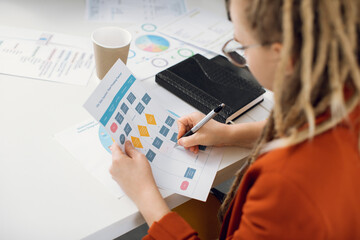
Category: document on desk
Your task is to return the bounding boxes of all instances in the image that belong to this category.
[125,22,212,80]
[159,9,234,55]
[55,85,197,199]
[86,0,187,23]
[83,59,223,201]
[0,26,94,85]
[55,120,125,198]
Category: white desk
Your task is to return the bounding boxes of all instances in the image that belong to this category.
[0,0,273,239]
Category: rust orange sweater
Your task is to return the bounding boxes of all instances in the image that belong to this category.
[144,105,360,240]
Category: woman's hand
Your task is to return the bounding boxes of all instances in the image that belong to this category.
[177,112,267,152]
[110,141,155,201]
[109,141,170,227]
[177,112,229,153]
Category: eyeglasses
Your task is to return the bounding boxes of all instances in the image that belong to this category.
[222,39,262,67]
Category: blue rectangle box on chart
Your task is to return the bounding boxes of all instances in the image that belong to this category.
[146,149,156,162]
[152,137,163,149]
[135,103,145,114]
[127,92,136,104]
[142,93,151,105]
[115,112,124,125]
[121,103,129,114]
[184,167,196,179]
[124,123,132,136]
[171,133,178,142]
[165,116,175,127]
[160,125,170,137]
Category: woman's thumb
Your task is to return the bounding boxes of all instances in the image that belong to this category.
[110,142,122,154]
[178,134,198,148]
[124,141,141,158]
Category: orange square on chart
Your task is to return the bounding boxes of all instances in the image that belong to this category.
[145,113,157,125]
[131,136,143,148]
[138,125,150,137]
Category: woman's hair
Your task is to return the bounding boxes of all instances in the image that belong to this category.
[218,0,360,221]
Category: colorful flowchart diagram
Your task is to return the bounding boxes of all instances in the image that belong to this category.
[82,59,223,201]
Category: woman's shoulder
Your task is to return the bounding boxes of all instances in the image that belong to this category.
[253,113,360,177]
[238,119,360,238]
[244,114,360,206]
[255,103,360,172]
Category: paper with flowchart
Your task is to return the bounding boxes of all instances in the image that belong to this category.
[86,0,187,23]
[55,79,197,199]
[159,9,234,55]
[0,26,94,85]
[83,59,223,201]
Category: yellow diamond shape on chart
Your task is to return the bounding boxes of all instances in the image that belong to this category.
[138,125,150,137]
[131,136,143,148]
[145,113,157,125]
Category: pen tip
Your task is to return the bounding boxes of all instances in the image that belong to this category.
[214,103,226,113]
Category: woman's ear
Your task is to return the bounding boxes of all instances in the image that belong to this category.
[271,42,283,55]
[270,42,294,75]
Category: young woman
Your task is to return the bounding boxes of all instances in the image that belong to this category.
[109,0,360,238]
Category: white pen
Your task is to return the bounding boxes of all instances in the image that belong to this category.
[174,103,225,148]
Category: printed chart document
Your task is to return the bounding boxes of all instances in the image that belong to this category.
[0,26,94,85]
[55,83,197,199]
[86,0,187,23]
[159,9,234,55]
[126,22,211,80]
[83,59,223,201]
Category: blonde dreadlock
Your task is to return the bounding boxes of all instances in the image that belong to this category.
[219,0,360,221]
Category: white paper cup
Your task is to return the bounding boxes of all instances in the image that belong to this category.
[91,27,132,80]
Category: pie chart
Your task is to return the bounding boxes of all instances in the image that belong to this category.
[98,125,113,154]
[135,35,170,52]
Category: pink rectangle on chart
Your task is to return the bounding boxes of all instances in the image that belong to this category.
[110,122,118,133]
[180,181,189,190]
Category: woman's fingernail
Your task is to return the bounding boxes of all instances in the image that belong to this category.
[178,139,183,146]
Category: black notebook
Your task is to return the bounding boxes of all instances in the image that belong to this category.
[155,54,265,123]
